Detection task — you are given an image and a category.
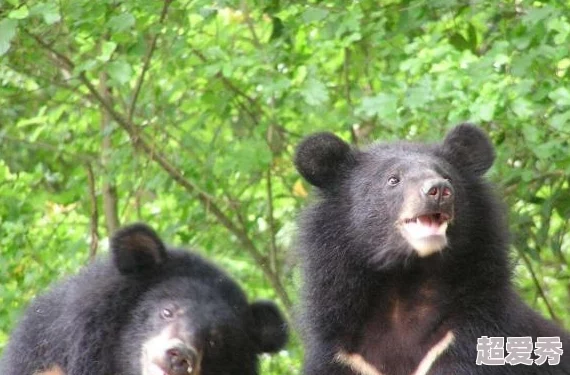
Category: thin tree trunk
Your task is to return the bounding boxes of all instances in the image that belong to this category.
[99,70,120,234]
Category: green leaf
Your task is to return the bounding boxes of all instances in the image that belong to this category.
[470,100,496,122]
[513,35,532,50]
[0,19,17,56]
[302,7,328,23]
[510,56,532,77]
[467,23,478,50]
[449,32,469,51]
[548,87,570,107]
[107,13,135,32]
[198,7,218,20]
[30,3,61,25]
[99,41,117,62]
[511,98,533,119]
[106,60,132,85]
[74,59,98,73]
[301,78,329,106]
[203,64,221,77]
[357,94,399,120]
[533,141,558,159]
[269,16,285,41]
[405,85,433,109]
[553,189,570,217]
[523,6,554,26]
[218,139,272,174]
[522,125,540,143]
[549,111,570,130]
[8,6,29,20]
[547,16,570,45]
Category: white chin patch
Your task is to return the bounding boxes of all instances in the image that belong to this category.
[400,215,449,257]
[144,362,167,375]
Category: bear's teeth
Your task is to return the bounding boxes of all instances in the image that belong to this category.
[404,214,450,226]
[418,215,433,226]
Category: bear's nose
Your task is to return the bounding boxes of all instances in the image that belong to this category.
[167,344,199,375]
[421,178,453,202]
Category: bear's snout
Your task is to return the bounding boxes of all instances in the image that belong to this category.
[166,343,199,375]
[421,178,454,203]
[143,335,203,375]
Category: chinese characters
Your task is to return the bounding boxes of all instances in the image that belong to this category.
[476,336,563,366]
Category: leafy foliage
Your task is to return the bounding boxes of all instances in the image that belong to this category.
[1,0,569,372]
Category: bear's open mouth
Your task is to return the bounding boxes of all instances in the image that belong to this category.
[399,212,452,256]
[147,361,194,375]
[403,212,451,226]
[142,339,199,375]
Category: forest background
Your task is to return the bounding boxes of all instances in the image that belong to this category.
[1,0,570,373]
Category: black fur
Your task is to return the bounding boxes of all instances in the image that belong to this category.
[0,223,288,375]
[295,132,354,189]
[250,300,290,353]
[295,124,570,374]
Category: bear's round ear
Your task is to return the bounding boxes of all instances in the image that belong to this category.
[110,223,167,275]
[442,123,495,176]
[249,300,288,354]
[294,132,354,189]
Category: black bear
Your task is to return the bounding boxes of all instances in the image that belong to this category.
[294,124,570,375]
[0,223,288,375]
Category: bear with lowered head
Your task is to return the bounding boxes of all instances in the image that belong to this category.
[294,124,570,375]
[0,223,288,375]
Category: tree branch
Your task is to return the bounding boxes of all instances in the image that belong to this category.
[27,27,292,310]
[128,0,173,122]
[266,167,278,275]
[25,29,75,72]
[85,163,100,262]
[99,69,121,235]
[242,2,263,49]
[189,47,260,111]
[503,170,565,196]
[86,76,291,307]
[2,135,98,163]
[515,246,559,323]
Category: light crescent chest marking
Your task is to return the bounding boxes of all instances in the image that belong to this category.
[335,330,455,375]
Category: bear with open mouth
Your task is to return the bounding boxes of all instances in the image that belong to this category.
[295,124,570,375]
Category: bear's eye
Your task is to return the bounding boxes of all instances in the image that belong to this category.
[160,308,174,319]
[387,176,400,186]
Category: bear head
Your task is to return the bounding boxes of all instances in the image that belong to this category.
[110,224,288,375]
[294,124,496,268]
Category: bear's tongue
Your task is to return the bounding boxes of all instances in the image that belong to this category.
[406,214,448,237]
[418,214,440,226]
